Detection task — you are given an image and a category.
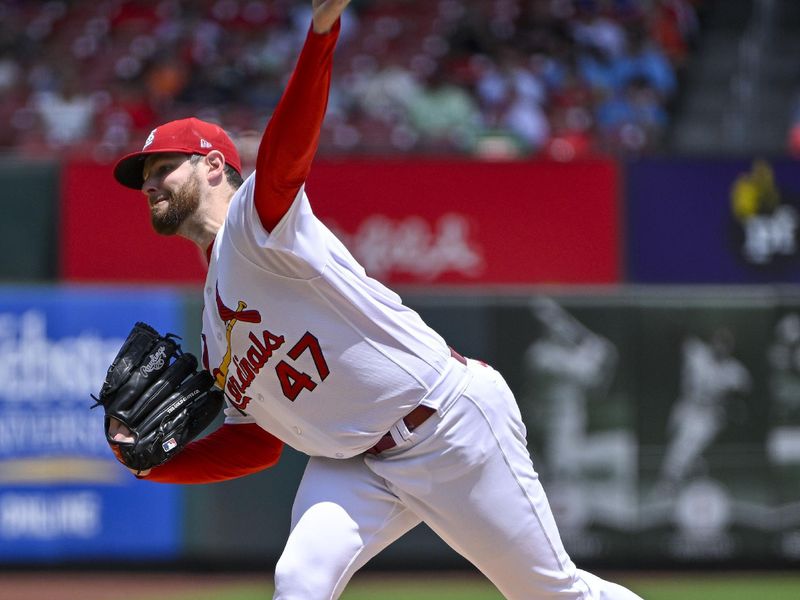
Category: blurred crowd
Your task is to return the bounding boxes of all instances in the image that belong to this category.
[0,0,703,165]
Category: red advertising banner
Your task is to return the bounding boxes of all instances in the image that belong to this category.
[309,159,620,285]
[60,162,208,283]
[61,158,620,285]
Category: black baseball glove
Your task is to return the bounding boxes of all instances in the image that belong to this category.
[92,321,224,473]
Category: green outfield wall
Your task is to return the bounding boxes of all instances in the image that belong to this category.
[0,161,59,281]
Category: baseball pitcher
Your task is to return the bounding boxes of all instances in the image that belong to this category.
[101,2,642,598]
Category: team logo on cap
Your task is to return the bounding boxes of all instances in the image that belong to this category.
[142,128,156,150]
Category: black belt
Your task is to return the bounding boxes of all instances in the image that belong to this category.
[366,347,466,455]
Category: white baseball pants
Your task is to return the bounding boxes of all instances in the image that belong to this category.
[273,359,642,600]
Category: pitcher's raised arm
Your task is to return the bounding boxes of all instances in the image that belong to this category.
[253,0,350,232]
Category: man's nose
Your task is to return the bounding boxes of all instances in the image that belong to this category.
[142,177,159,196]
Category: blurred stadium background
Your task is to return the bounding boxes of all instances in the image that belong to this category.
[3,0,800,597]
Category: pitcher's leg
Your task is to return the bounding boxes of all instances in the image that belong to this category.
[368,362,642,600]
[273,456,420,600]
[575,570,643,600]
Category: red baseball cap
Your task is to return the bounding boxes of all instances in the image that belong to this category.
[113,117,242,189]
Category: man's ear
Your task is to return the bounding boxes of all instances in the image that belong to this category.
[204,150,226,185]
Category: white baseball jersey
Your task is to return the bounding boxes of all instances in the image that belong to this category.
[201,174,466,458]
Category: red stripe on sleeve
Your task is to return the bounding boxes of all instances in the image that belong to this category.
[253,20,341,232]
[142,423,283,484]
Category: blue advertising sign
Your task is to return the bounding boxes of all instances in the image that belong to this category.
[0,287,183,561]
[626,158,800,283]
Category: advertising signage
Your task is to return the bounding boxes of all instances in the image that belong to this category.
[62,159,620,286]
[0,287,183,561]
[627,158,800,283]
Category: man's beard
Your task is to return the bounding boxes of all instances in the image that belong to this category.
[150,174,201,235]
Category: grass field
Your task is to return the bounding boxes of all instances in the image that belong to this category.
[138,572,800,600]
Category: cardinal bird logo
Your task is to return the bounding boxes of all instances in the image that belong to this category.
[209,283,286,411]
[213,283,262,389]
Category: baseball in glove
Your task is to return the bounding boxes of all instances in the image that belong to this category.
[92,321,224,473]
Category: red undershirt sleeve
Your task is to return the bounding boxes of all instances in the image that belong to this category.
[140,423,283,484]
[253,20,340,232]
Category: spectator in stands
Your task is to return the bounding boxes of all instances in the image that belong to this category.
[352,55,420,122]
[544,67,596,160]
[649,0,700,69]
[405,64,482,153]
[32,72,100,148]
[472,48,550,152]
[576,44,618,97]
[474,56,513,123]
[501,89,551,153]
[596,75,668,153]
[615,27,677,101]
[571,3,628,61]
[110,82,159,136]
[145,55,189,111]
